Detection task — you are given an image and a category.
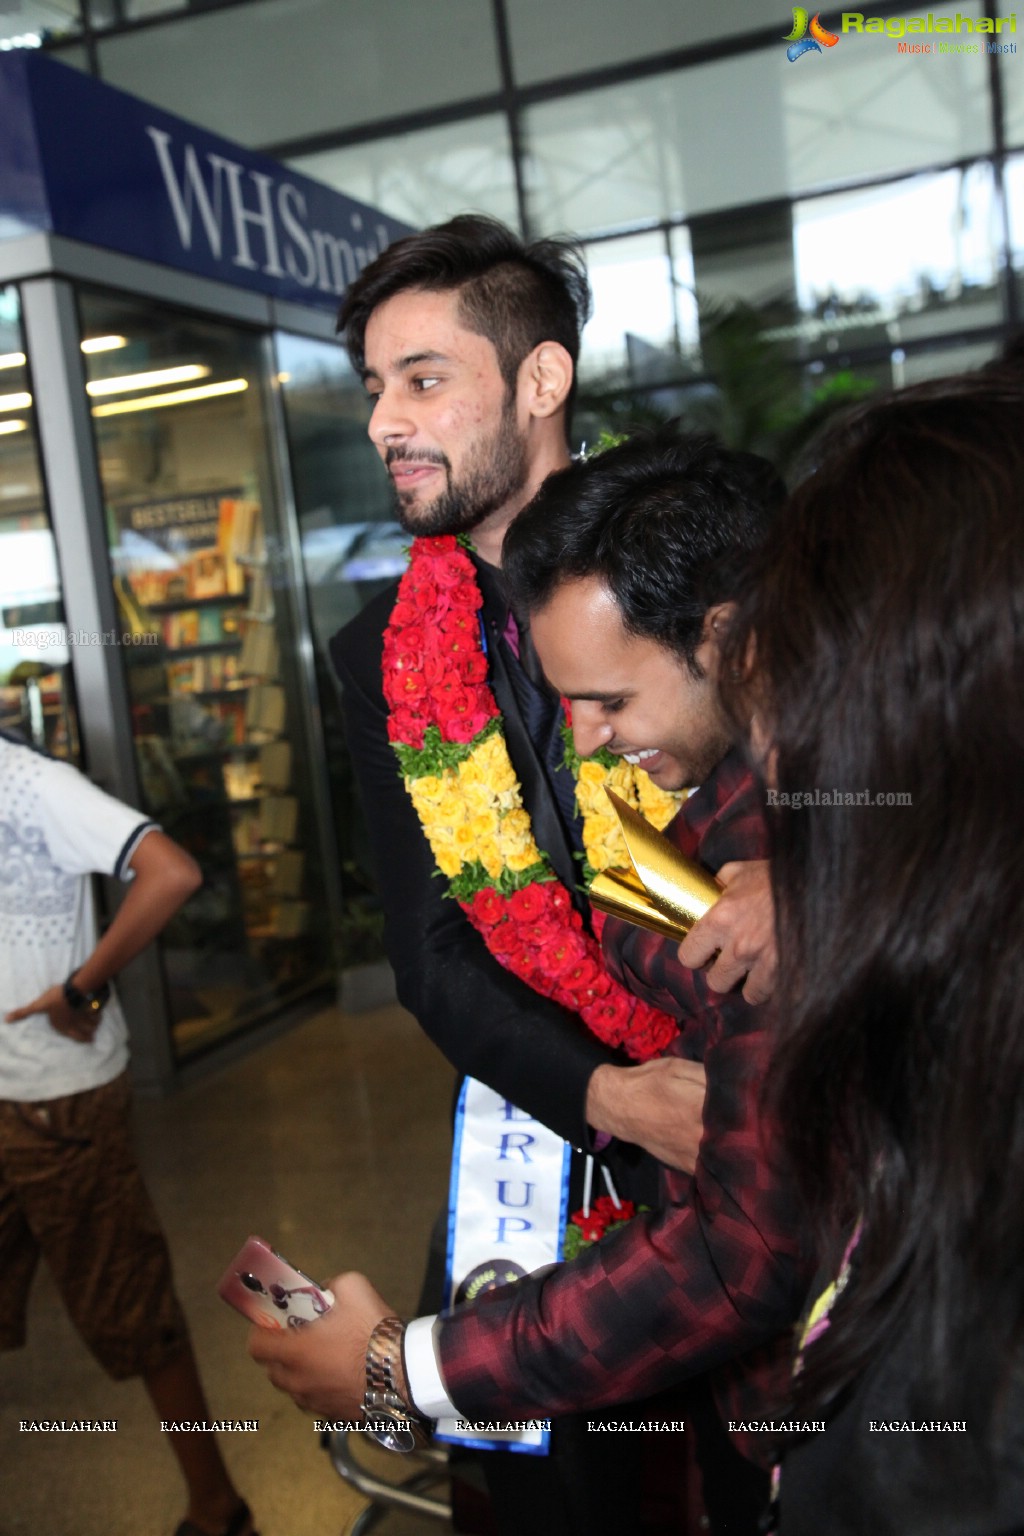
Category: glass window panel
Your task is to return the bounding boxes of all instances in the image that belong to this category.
[83,0,120,26]
[122,0,186,17]
[0,286,81,759]
[289,115,518,232]
[38,41,88,69]
[1008,152,1024,312]
[801,335,1002,410]
[274,331,403,967]
[792,165,1003,354]
[524,81,687,236]
[79,291,332,1060]
[524,1,994,236]
[781,1,992,199]
[687,203,797,313]
[97,0,501,146]
[507,0,769,86]
[893,336,1003,385]
[1001,46,1024,150]
[578,231,693,386]
[1,1,79,46]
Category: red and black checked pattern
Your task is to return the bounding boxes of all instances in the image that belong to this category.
[437,751,811,1443]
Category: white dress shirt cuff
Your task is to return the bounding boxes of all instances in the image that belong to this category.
[403,1314,458,1420]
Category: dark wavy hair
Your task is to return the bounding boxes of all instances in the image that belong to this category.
[723,369,1024,1435]
[337,214,592,436]
[502,425,784,672]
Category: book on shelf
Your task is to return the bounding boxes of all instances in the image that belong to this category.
[271,900,310,938]
[232,810,263,856]
[177,653,240,691]
[239,621,278,679]
[258,739,292,791]
[259,794,298,844]
[247,567,273,621]
[167,658,198,694]
[270,850,304,898]
[162,610,200,649]
[245,682,286,738]
[187,546,228,599]
[228,499,264,565]
[130,568,180,607]
[223,760,261,800]
[197,607,224,645]
[217,497,263,591]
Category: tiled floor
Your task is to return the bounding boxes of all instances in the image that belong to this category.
[0,1002,456,1536]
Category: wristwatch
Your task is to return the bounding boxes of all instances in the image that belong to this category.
[361,1316,430,1453]
[63,974,110,1020]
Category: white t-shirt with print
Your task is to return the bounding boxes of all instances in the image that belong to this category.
[0,733,157,1101]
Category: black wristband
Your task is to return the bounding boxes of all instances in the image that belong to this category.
[63,974,110,1015]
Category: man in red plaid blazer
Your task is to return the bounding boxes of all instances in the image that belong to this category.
[252,431,812,1531]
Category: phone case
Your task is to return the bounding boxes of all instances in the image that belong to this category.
[217,1236,334,1329]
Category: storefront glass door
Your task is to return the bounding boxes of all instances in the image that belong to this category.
[273,330,405,968]
[78,290,332,1059]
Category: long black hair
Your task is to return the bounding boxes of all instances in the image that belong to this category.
[724,368,1024,1434]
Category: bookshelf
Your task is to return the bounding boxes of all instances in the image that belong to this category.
[118,493,312,957]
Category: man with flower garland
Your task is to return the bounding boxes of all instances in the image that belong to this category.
[323,215,728,1534]
[258,406,804,1531]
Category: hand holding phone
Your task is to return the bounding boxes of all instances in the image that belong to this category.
[218,1236,334,1330]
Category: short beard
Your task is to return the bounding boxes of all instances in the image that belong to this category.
[388,395,529,539]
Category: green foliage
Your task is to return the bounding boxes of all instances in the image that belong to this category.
[577,294,876,480]
[393,717,502,779]
[447,859,553,902]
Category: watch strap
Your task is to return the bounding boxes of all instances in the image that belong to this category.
[362,1315,430,1451]
[63,974,111,1014]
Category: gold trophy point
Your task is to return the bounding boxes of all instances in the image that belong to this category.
[589,788,721,941]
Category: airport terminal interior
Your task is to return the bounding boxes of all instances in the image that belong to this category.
[1,0,1022,1532]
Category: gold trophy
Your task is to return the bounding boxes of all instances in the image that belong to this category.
[589,789,721,941]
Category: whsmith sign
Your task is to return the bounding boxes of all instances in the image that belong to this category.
[0,52,411,312]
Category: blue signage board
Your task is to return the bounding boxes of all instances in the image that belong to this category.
[0,51,411,312]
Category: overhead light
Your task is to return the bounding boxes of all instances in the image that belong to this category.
[91,379,248,417]
[0,419,27,435]
[81,335,128,354]
[0,392,31,412]
[86,364,211,397]
[0,352,26,370]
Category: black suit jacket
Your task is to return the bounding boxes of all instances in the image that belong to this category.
[329,575,658,1206]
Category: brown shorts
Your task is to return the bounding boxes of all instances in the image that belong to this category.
[0,1070,188,1380]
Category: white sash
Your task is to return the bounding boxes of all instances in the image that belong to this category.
[434,1076,570,1455]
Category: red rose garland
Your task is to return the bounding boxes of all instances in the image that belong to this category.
[384,534,679,1063]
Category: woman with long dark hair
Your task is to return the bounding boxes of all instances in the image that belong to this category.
[725,370,1024,1533]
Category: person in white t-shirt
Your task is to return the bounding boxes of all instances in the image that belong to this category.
[0,730,258,1536]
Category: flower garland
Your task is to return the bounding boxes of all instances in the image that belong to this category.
[383,534,683,1063]
[563,1196,651,1260]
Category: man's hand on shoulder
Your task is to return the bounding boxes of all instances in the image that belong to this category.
[585,1058,707,1174]
[248,1272,395,1418]
[678,859,776,1005]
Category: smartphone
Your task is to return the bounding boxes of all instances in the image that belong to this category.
[217,1236,334,1330]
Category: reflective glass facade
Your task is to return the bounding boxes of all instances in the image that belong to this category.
[38,0,1021,414]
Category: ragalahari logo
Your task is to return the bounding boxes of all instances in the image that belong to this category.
[785,8,840,60]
